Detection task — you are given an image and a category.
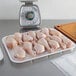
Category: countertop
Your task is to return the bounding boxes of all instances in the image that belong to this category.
[0,20,76,76]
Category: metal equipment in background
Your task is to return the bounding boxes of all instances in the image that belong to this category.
[19,0,41,28]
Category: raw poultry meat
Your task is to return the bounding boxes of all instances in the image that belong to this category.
[23,42,36,56]
[49,35,62,43]
[4,27,74,61]
[22,33,33,42]
[27,31,37,41]
[13,46,26,59]
[48,35,66,49]
[41,27,49,36]
[34,42,45,54]
[5,36,18,49]
[46,37,60,50]
[36,30,46,39]
[49,28,62,37]
[38,38,51,52]
[60,36,73,48]
[14,32,23,45]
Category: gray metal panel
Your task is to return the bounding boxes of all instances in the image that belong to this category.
[0,20,76,76]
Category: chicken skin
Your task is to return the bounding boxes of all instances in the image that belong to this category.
[46,37,60,50]
[6,36,18,49]
[27,31,37,41]
[14,32,23,45]
[22,33,33,42]
[36,30,46,39]
[13,46,26,59]
[23,42,36,56]
[34,42,45,54]
[60,36,73,48]
[48,35,66,49]
[38,38,51,52]
[41,27,49,36]
[49,28,62,37]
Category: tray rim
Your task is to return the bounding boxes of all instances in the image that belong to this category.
[0,47,4,61]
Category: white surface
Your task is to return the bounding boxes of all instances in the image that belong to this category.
[0,0,76,19]
[0,48,4,61]
[2,33,76,63]
[51,49,76,76]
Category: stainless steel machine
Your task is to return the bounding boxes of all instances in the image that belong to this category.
[19,0,41,28]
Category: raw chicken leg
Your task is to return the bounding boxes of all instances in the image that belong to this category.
[23,42,36,56]
[61,36,73,48]
[13,46,26,59]
[49,35,62,43]
[14,32,23,45]
[41,27,49,36]
[27,31,37,41]
[49,35,66,49]
[34,42,45,54]
[6,36,18,49]
[49,28,62,37]
[46,37,60,50]
[38,38,51,52]
[36,30,46,39]
[22,33,33,42]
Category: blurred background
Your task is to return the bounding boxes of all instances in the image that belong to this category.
[0,0,76,19]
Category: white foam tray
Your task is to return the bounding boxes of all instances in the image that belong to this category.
[0,47,4,61]
[2,35,76,63]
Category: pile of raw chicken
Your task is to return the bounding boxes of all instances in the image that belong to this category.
[5,28,73,60]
